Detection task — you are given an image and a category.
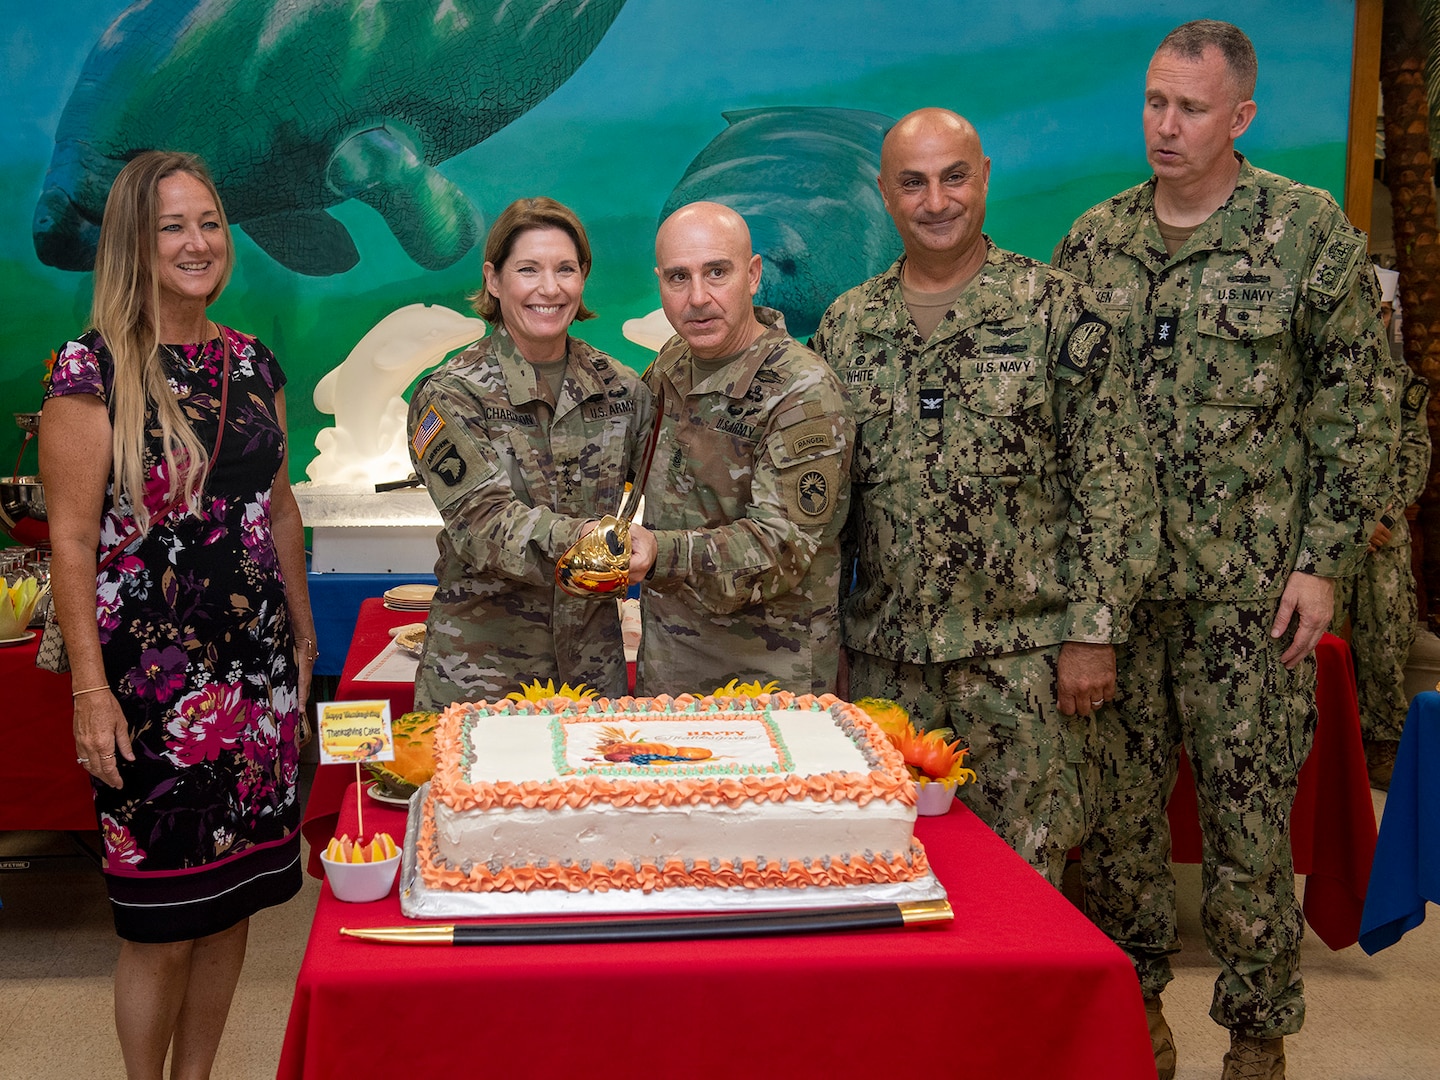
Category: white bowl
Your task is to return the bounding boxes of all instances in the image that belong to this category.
[320,848,402,903]
[914,779,959,816]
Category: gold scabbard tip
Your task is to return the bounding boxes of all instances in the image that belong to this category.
[898,899,954,926]
[340,925,455,943]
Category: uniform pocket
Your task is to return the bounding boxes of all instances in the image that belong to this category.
[954,368,1049,477]
[851,381,895,485]
[1190,267,1296,407]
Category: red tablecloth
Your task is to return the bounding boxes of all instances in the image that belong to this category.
[1165,633,1376,949]
[279,786,1152,1080]
[0,634,95,831]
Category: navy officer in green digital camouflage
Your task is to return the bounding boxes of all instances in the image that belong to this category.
[812,107,1157,889]
[1053,20,1399,1079]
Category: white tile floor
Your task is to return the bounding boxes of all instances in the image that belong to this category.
[0,789,1435,1079]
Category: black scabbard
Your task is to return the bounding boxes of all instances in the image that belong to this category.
[341,899,952,946]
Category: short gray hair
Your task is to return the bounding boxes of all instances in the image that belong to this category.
[1157,20,1257,101]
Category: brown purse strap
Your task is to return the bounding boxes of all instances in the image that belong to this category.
[97,332,234,573]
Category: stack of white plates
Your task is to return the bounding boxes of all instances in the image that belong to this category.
[383,584,436,612]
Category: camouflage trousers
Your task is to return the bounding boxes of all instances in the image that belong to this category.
[1333,539,1417,743]
[1081,599,1315,1038]
[850,646,1096,888]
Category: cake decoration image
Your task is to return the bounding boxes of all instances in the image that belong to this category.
[587,725,715,765]
[561,712,792,774]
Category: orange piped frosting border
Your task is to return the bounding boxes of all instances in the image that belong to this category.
[417,810,930,894]
[418,693,929,894]
[430,693,917,812]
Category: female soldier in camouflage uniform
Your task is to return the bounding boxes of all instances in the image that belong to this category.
[407,198,653,707]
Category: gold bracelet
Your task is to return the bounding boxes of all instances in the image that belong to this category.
[296,637,319,661]
[72,685,111,699]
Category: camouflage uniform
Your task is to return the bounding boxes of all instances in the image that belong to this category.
[408,329,652,708]
[1334,373,1431,742]
[811,240,1157,885]
[638,307,853,696]
[1053,156,1399,1036]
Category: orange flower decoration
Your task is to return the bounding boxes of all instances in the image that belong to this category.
[890,726,974,784]
[854,698,977,787]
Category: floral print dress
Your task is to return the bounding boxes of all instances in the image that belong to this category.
[46,327,302,942]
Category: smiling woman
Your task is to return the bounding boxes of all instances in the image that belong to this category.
[482,227,587,364]
[38,149,315,1080]
[405,197,656,709]
[155,172,228,309]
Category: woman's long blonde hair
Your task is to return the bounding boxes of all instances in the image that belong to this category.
[90,151,233,533]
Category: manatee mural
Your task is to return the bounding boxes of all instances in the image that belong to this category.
[32,0,627,276]
[660,107,901,338]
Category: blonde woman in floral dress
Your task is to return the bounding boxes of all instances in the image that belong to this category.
[40,150,314,1080]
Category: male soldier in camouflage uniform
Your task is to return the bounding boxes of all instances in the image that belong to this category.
[1333,272,1431,790]
[627,201,853,694]
[1053,21,1398,1079]
[811,108,1157,888]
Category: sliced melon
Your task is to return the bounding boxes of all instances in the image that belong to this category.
[365,711,440,793]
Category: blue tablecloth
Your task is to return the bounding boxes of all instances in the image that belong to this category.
[1358,691,1440,954]
[305,570,434,676]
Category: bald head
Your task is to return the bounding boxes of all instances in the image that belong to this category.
[877,108,991,282]
[656,201,754,264]
[655,201,764,360]
[881,108,984,175]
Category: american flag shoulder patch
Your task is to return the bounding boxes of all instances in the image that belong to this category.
[412,405,446,459]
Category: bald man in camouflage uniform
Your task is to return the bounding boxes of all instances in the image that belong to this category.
[1052,20,1398,1078]
[1334,371,1430,788]
[811,108,1157,888]
[632,202,852,695]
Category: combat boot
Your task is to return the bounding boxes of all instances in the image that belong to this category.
[1144,996,1176,1080]
[1220,1033,1285,1079]
[1363,738,1398,791]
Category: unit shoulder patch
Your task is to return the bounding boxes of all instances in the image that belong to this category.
[782,454,840,521]
[1307,227,1364,305]
[1403,376,1430,418]
[1059,312,1110,375]
[426,441,468,487]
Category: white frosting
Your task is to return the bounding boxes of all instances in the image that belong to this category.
[432,798,915,870]
[461,707,872,784]
[431,703,918,883]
